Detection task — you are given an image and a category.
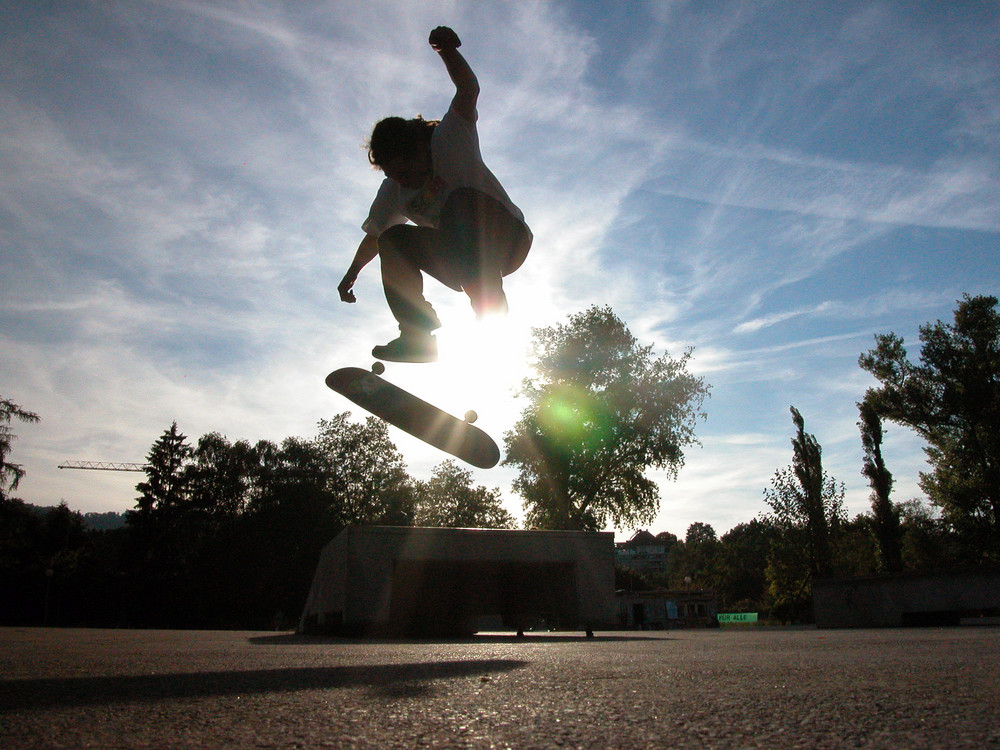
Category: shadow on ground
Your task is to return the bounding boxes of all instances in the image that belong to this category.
[0,659,529,712]
[248,632,673,646]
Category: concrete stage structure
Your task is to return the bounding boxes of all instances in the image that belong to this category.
[299,526,616,636]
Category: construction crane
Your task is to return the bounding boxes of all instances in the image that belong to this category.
[58,460,148,472]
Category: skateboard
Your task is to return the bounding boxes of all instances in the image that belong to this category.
[325,364,500,469]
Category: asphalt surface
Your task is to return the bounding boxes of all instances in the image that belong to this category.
[1,626,998,748]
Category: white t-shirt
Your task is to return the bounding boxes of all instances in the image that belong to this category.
[362,105,530,240]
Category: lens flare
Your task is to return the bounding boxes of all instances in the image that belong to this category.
[536,385,611,450]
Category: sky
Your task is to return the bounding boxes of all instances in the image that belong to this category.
[2,0,998,539]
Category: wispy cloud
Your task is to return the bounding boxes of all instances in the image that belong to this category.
[639,141,999,233]
[732,289,954,336]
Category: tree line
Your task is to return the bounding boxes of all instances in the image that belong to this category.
[620,294,1000,622]
[0,416,514,629]
[2,296,997,627]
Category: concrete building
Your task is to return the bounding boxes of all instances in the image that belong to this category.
[814,568,1000,628]
[300,526,617,636]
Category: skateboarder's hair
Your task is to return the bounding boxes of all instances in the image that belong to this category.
[367,116,439,169]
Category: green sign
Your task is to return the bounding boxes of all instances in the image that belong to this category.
[717,612,758,624]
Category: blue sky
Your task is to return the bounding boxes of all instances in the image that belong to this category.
[2,0,998,538]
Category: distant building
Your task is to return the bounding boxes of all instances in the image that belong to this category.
[615,529,677,575]
[616,589,718,629]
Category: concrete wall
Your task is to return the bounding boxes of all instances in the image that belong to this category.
[814,568,1000,628]
[299,526,616,636]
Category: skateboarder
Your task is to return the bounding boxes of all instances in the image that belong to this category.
[337,26,532,363]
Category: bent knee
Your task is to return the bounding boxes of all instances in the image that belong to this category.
[377,225,410,254]
[504,232,531,276]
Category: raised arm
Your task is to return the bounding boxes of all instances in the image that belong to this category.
[429,26,479,121]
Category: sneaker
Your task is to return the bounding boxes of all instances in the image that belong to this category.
[372,332,438,363]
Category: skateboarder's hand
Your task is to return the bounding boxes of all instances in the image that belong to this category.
[338,273,357,303]
[429,26,461,52]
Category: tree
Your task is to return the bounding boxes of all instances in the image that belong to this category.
[897,498,960,571]
[132,422,192,519]
[763,407,845,622]
[314,413,413,526]
[859,294,1000,559]
[832,513,880,578]
[186,433,257,518]
[764,525,815,623]
[244,435,330,515]
[412,460,516,528]
[674,522,719,589]
[858,402,902,572]
[1,398,40,503]
[715,519,779,611]
[504,306,709,531]
[764,407,845,579]
[685,521,717,547]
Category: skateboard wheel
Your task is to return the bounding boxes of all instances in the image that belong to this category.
[371,361,385,375]
[464,410,478,423]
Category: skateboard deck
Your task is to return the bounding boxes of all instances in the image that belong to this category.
[325,366,500,469]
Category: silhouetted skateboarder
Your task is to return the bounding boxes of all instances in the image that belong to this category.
[337,26,532,363]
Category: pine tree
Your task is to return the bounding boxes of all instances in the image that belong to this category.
[0,397,40,502]
[134,422,193,518]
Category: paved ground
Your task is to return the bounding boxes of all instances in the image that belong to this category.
[1,626,998,748]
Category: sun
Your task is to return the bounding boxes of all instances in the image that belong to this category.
[398,310,534,434]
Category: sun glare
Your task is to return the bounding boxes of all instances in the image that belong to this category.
[396,310,535,435]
